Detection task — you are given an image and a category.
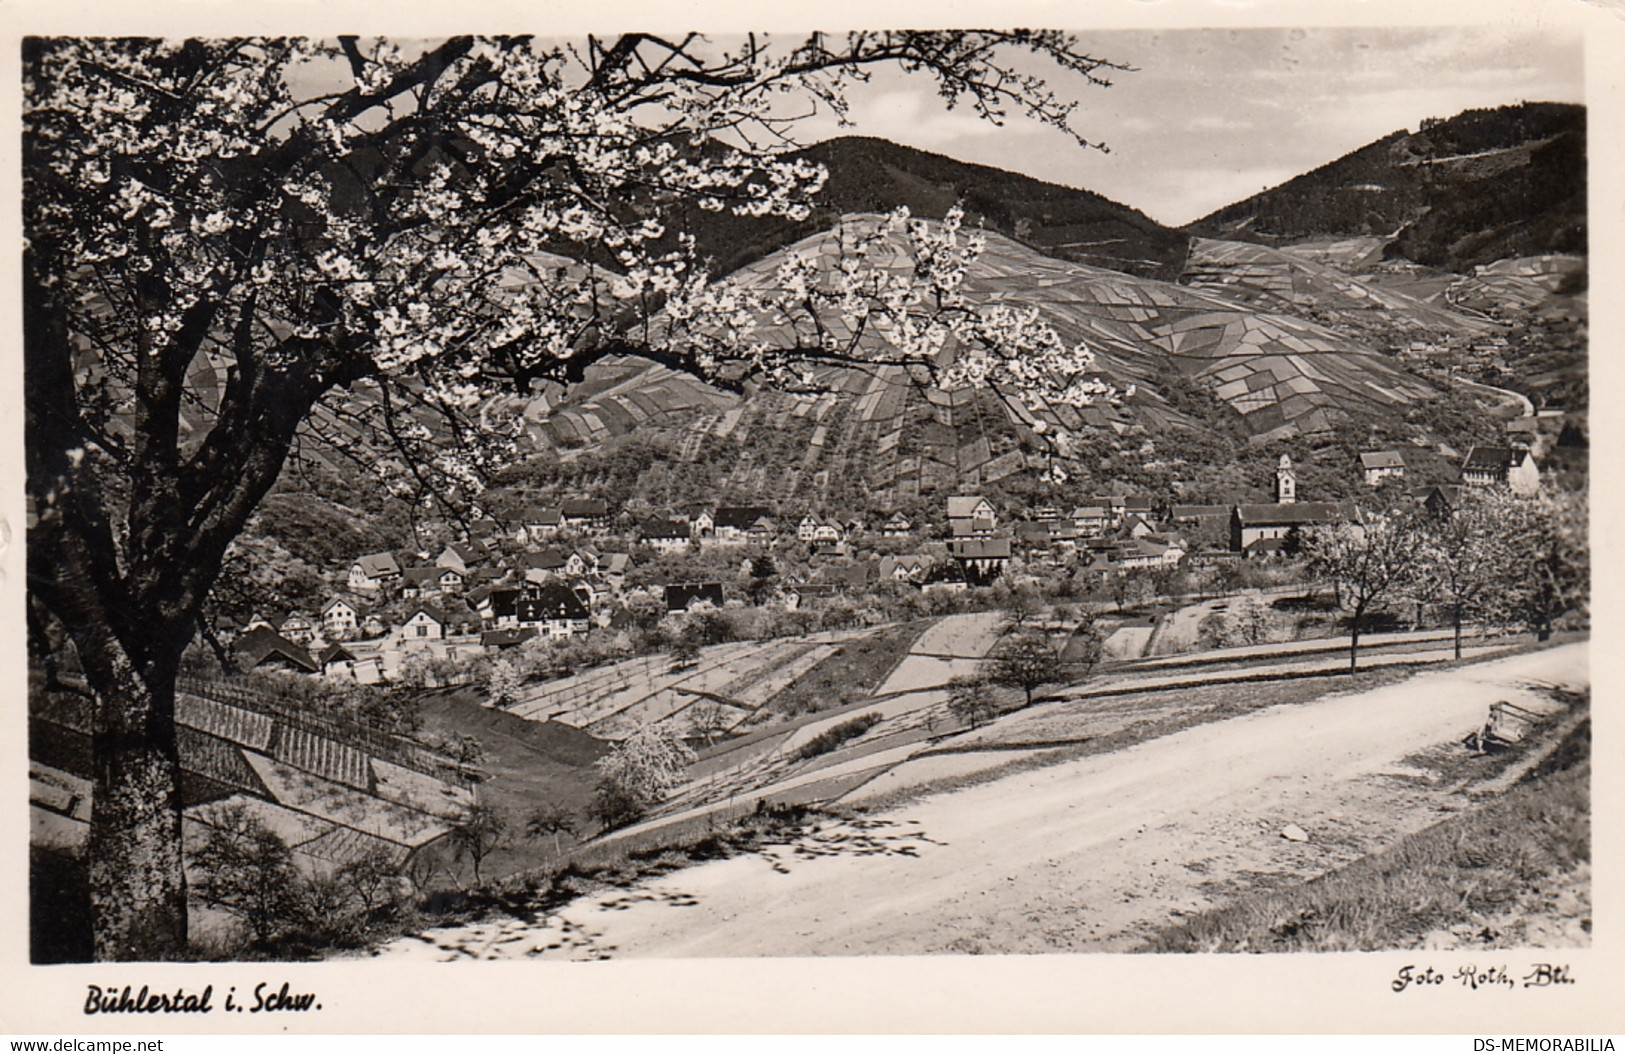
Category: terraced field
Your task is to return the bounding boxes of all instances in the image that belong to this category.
[528,217,1462,505]
[506,631,869,741]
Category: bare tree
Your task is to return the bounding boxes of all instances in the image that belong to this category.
[523,804,578,858]
[686,699,733,748]
[448,802,508,887]
[946,675,1000,730]
[986,631,1061,708]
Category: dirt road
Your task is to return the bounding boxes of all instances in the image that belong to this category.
[379,642,1586,960]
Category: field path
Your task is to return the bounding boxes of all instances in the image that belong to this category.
[378,642,1583,960]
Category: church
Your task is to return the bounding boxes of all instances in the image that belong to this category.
[1229,455,1352,554]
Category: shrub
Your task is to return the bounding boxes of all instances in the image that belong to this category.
[796,712,882,760]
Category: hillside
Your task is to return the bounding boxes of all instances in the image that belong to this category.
[514,216,1499,517]
[671,136,1193,282]
[1185,102,1585,272]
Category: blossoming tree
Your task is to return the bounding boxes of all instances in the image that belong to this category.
[24,33,1128,960]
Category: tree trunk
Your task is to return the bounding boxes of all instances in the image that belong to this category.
[1348,610,1362,677]
[1453,604,1463,660]
[82,638,188,961]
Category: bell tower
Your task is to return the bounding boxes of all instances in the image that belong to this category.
[1276,454,1297,505]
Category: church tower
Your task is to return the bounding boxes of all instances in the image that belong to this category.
[1276,454,1297,505]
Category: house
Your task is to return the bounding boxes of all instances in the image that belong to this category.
[920,561,969,596]
[796,515,843,544]
[713,506,774,544]
[1423,484,1467,519]
[317,642,359,681]
[1014,521,1053,550]
[1117,537,1186,570]
[814,562,871,591]
[516,584,591,639]
[401,604,448,646]
[690,509,715,539]
[279,612,316,645]
[1359,450,1408,487]
[515,547,568,584]
[360,613,388,638]
[664,582,726,614]
[1087,494,1132,527]
[641,518,692,554]
[1122,514,1156,539]
[520,507,563,544]
[880,512,912,538]
[946,495,997,537]
[1460,446,1540,495]
[563,549,596,579]
[401,566,444,598]
[471,587,524,630]
[234,627,319,674]
[560,498,611,531]
[878,554,930,583]
[321,596,360,639]
[596,552,631,589]
[436,543,484,576]
[1169,504,1230,526]
[949,536,1012,586]
[348,552,402,592]
[1071,506,1109,536]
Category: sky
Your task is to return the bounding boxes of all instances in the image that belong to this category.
[288,25,1586,229]
[784,26,1586,227]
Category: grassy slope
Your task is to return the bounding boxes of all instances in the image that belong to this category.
[1140,704,1590,953]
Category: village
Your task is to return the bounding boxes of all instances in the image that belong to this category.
[225,438,1547,688]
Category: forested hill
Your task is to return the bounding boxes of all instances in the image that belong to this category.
[1184,102,1585,272]
[671,136,1193,282]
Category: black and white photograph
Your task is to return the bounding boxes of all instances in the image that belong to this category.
[9,0,1619,1036]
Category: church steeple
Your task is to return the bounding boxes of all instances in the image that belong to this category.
[1276,454,1297,505]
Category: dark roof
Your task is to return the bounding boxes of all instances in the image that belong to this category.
[1170,504,1230,520]
[641,518,690,541]
[402,566,443,587]
[405,603,448,624]
[235,627,319,674]
[521,548,568,570]
[1359,450,1407,470]
[317,643,357,667]
[525,507,563,526]
[1462,446,1522,471]
[945,495,993,519]
[561,498,609,519]
[517,584,589,622]
[353,552,401,578]
[714,505,773,530]
[664,582,726,612]
[1233,502,1349,527]
[815,563,871,588]
[480,587,523,619]
[921,562,968,586]
[950,537,1013,559]
[481,628,538,649]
